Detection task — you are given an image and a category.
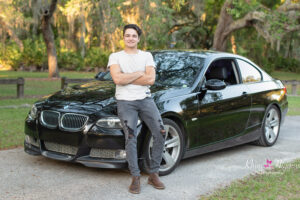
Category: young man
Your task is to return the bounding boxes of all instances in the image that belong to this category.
[107,24,166,194]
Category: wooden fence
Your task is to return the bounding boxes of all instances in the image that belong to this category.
[0,77,24,98]
[61,77,93,89]
[282,80,300,96]
[0,77,299,98]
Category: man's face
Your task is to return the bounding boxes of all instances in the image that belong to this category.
[123,28,140,48]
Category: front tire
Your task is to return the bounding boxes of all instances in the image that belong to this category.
[141,118,185,176]
[255,105,281,146]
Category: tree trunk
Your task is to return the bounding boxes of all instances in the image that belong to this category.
[212,0,233,51]
[41,0,59,78]
[212,0,300,52]
[79,7,86,58]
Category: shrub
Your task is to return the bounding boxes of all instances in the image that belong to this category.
[57,49,84,71]
[21,37,47,69]
[273,56,300,73]
[84,47,109,70]
[0,42,22,70]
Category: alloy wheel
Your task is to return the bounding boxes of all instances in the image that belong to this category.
[264,108,280,144]
[149,124,181,172]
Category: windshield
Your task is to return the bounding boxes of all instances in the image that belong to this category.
[100,52,205,87]
[153,52,204,87]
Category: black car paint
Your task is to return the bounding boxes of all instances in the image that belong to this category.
[24,50,288,169]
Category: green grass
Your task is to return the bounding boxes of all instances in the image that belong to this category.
[0,98,37,106]
[0,80,61,98]
[200,159,300,200]
[0,107,29,149]
[0,71,96,98]
[0,71,95,79]
[270,71,300,81]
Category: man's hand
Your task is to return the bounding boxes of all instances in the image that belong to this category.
[131,66,156,86]
[110,64,144,85]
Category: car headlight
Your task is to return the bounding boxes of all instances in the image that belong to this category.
[28,104,37,120]
[96,117,141,129]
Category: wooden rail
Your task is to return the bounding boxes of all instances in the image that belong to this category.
[282,80,300,96]
[61,77,93,89]
[0,77,299,98]
[0,77,24,98]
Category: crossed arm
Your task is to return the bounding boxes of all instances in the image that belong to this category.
[109,64,156,86]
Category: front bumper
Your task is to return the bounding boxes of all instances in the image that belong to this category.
[24,116,132,169]
[24,140,128,169]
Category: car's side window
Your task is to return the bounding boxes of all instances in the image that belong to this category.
[205,59,239,86]
[236,59,262,83]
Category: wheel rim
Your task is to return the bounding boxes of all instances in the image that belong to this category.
[264,108,280,144]
[149,124,181,172]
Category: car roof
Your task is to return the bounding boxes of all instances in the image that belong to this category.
[150,49,240,59]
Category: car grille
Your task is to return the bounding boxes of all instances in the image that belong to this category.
[41,110,60,128]
[40,111,88,131]
[61,113,88,131]
[44,142,78,155]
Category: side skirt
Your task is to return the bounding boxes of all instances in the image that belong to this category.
[183,125,261,159]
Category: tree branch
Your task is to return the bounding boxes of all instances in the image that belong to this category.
[278,1,300,11]
[223,11,265,37]
[286,24,300,32]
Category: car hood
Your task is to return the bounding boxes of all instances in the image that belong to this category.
[42,80,190,113]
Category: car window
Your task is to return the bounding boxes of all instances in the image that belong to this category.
[236,59,262,83]
[100,52,205,87]
[100,71,113,81]
[153,53,205,87]
[205,59,239,85]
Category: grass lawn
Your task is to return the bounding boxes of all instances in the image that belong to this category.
[0,107,29,149]
[0,71,95,79]
[0,71,95,98]
[0,80,61,98]
[270,71,300,81]
[200,159,300,200]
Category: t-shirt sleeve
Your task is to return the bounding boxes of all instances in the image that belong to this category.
[107,53,119,70]
[146,52,156,69]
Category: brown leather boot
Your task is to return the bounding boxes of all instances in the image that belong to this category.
[148,173,165,189]
[129,176,140,194]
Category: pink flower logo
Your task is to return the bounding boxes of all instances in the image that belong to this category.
[264,159,273,168]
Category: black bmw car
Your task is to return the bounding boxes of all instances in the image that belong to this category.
[24,50,288,175]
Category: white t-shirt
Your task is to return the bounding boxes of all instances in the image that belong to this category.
[107,50,156,101]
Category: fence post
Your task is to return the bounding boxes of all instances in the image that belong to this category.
[291,81,297,96]
[61,77,67,89]
[17,77,24,98]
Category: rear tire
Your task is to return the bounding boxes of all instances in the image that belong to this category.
[141,118,185,176]
[254,105,281,147]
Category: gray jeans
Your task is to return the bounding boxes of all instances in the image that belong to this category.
[117,97,165,176]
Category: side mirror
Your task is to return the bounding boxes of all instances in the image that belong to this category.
[95,72,105,79]
[205,79,226,90]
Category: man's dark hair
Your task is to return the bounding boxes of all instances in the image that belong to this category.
[123,24,142,37]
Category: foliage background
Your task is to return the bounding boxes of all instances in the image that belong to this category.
[0,0,299,73]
